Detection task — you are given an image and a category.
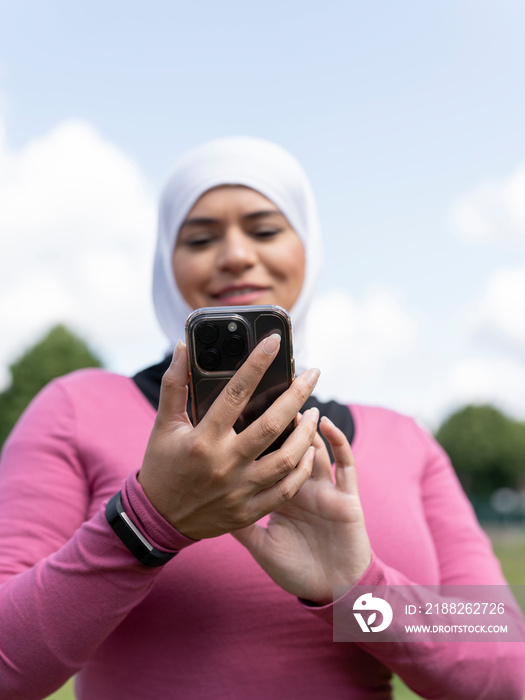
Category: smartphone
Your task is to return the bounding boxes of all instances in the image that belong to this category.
[185,305,295,458]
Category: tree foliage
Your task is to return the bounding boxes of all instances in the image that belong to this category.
[435,404,525,498]
[0,324,103,446]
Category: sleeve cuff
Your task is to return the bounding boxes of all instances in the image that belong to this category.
[299,551,386,620]
[121,470,199,554]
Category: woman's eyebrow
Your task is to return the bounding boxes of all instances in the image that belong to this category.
[180,216,219,227]
[242,210,283,220]
[181,210,283,227]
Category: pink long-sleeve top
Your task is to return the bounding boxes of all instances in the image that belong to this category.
[0,368,524,700]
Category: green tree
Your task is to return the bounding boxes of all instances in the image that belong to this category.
[435,404,525,499]
[0,324,103,446]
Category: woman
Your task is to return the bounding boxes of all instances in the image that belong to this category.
[0,136,523,700]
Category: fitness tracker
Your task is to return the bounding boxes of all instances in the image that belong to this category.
[105,491,176,567]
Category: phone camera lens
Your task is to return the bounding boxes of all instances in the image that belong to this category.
[223,335,245,357]
[198,348,221,371]
[196,323,219,345]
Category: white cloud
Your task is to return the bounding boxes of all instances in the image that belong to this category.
[421,356,525,426]
[468,264,525,349]
[304,288,525,430]
[305,288,419,406]
[451,166,525,238]
[447,165,525,425]
[0,118,165,389]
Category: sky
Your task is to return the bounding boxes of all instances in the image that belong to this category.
[1,0,525,429]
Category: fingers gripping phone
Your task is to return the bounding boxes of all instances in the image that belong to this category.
[185,305,295,458]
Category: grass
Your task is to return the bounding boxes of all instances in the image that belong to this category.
[46,679,75,700]
[45,527,525,700]
[491,528,525,586]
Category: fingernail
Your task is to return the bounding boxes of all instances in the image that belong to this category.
[304,368,320,387]
[308,407,320,423]
[262,333,281,355]
[173,339,183,362]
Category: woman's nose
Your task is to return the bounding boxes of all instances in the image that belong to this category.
[216,228,257,273]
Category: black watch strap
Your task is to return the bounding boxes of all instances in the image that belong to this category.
[105,491,176,567]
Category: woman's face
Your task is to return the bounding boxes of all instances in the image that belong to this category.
[172,186,305,312]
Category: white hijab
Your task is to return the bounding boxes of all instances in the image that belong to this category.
[152,136,322,370]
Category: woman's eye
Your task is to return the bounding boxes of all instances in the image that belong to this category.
[252,228,282,239]
[184,232,215,247]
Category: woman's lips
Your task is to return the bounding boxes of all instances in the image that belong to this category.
[211,286,270,305]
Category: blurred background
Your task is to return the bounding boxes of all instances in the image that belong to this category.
[1,3,525,696]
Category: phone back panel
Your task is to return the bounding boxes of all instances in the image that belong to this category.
[186,305,294,457]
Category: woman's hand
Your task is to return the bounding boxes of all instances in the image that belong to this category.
[138,335,321,540]
[232,416,372,605]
